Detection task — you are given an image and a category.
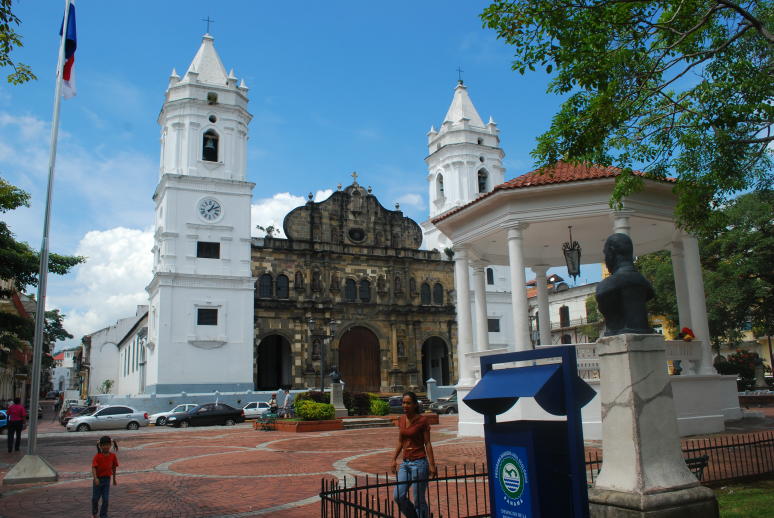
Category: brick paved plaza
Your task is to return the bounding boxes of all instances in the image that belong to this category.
[0,410,478,518]
[0,404,771,518]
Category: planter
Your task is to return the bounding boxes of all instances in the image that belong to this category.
[273,419,344,433]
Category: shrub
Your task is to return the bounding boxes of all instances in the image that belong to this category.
[295,390,330,404]
[295,400,334,421]
[370,398,389,416]
[350,392,371,416]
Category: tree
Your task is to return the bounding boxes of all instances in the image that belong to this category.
[481,1,773,233]
[579,295,603,341]
[0,177,84,297]
[635,191,774,349]
[98,379,114,394]
[0,0,35,84]
[255,224,279,237]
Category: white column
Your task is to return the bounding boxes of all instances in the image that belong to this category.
[612,212,632,235]
[471,263,490,352]
[681,234,715,374]
[453,246,475,385]
[670,238,692,330]
[506,225,531,351]
[532,265,552,346]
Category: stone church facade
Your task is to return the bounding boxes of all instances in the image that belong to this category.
[252,180,456,393]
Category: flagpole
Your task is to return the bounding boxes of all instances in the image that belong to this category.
[5,0,71,484]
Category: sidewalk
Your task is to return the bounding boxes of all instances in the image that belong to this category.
[0,406,771,518]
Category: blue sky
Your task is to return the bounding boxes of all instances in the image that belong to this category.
[2,0,595,349]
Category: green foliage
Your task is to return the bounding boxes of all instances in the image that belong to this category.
[481,1,773,233]
[579,295,602,341]
[369,398,389,416]
[349,392,372,416]
[0,177,84,296]
[98,379,114,394]
[0,1,36,84]
[294,390,330,404]
[294,399,335,421]
[716,349,764,379]
[635,190,774,349]
[256,224,279,237]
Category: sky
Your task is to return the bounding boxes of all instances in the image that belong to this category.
[1,0,598,350]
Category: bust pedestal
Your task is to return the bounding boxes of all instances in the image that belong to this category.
[588,334,718,517]
[330,382,348,418]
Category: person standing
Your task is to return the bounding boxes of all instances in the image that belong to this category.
[6,397,26,453]
[281,389,293,418]
[91,435,119,518]
[390,391,437,518]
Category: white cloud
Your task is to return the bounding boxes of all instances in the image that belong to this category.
[49,227,153,342]
[251,189,333,237]
[396,193,425,210]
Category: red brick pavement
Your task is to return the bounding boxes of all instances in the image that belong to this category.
[1,404,771,517]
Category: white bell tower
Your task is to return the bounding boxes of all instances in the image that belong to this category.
[421,81,505,252]
[145,34,255,394]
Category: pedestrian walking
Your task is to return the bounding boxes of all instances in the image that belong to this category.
[91,436,119,518]
[390,391,437,518]
[281,388,293,418]
[6,397,26,453]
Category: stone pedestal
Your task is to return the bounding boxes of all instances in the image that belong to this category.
[330,382,348,418]
[754,364,768,390]
[589,334,718,517]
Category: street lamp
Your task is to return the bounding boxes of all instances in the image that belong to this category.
[562,226,582,282]
[309,319,340,392]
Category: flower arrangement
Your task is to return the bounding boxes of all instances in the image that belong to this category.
[679,327,695,341]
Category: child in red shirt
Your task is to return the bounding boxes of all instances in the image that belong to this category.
[91,436,118,518]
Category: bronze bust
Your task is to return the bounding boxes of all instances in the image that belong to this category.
[595,233,655,336]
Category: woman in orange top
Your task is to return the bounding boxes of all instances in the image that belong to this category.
[390,391,436,518]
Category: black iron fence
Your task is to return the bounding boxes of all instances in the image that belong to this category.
[321,431,774,517]
[320,464,489,518]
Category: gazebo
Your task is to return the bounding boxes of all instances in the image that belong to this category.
[431,162,741,438]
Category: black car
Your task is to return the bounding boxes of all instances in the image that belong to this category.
[165,403,245,428]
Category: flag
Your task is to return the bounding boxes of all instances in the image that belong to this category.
[59,0,77,99]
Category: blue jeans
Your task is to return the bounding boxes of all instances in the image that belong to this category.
[394,457,429,518]
[92,476,111,517]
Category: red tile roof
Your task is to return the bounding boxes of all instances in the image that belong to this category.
[432,161,675,223]
[53,352,65,361]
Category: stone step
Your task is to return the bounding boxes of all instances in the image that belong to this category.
[342,418,395,430]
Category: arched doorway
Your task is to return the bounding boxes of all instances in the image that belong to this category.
[338,326,380,392]
[255,335,292,390]
[422,337,450,385]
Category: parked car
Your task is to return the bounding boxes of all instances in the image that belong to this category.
[388,396,404,414]
[165,403,245,428]
[60,405,94,426]
[429,393,458,414]
[149,404,198,426]
[242,401,271,419]
[0,410,7,432]
[66,405,149,432]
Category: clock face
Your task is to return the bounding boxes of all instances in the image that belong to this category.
[198,197,222,222]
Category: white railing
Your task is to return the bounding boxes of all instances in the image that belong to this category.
[465,340,703,381]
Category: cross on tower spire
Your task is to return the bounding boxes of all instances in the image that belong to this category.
[202,16,215,34]
[351,171,359,184]
[456,66,465,84]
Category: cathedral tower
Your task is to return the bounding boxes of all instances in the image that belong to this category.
[144,34,255,393]
[421,81,505,252]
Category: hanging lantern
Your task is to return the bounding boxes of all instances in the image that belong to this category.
[562,226,582,281]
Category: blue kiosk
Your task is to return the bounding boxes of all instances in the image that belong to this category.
[463,346,596,518]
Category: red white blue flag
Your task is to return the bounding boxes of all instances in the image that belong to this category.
[59,0,77,99]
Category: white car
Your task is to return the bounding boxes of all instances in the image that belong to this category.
[242,401,271,419]
[149,404,198,426]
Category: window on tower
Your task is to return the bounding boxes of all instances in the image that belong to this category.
[197,308,218,326]
[202,129,219,162]
[437,174,444,197]
[276,275,289,299]
[258,274,273,298]
[486,267,494,285]
[359,279,371,302]
[420,283,431,305]
[478,169,488,193]
[197,241,220,259]
[433,283,444,304]
[344,279,356,301]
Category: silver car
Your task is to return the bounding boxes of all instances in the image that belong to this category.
[66,405,149,432]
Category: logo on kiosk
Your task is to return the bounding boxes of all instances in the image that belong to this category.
[495,450,528,506]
